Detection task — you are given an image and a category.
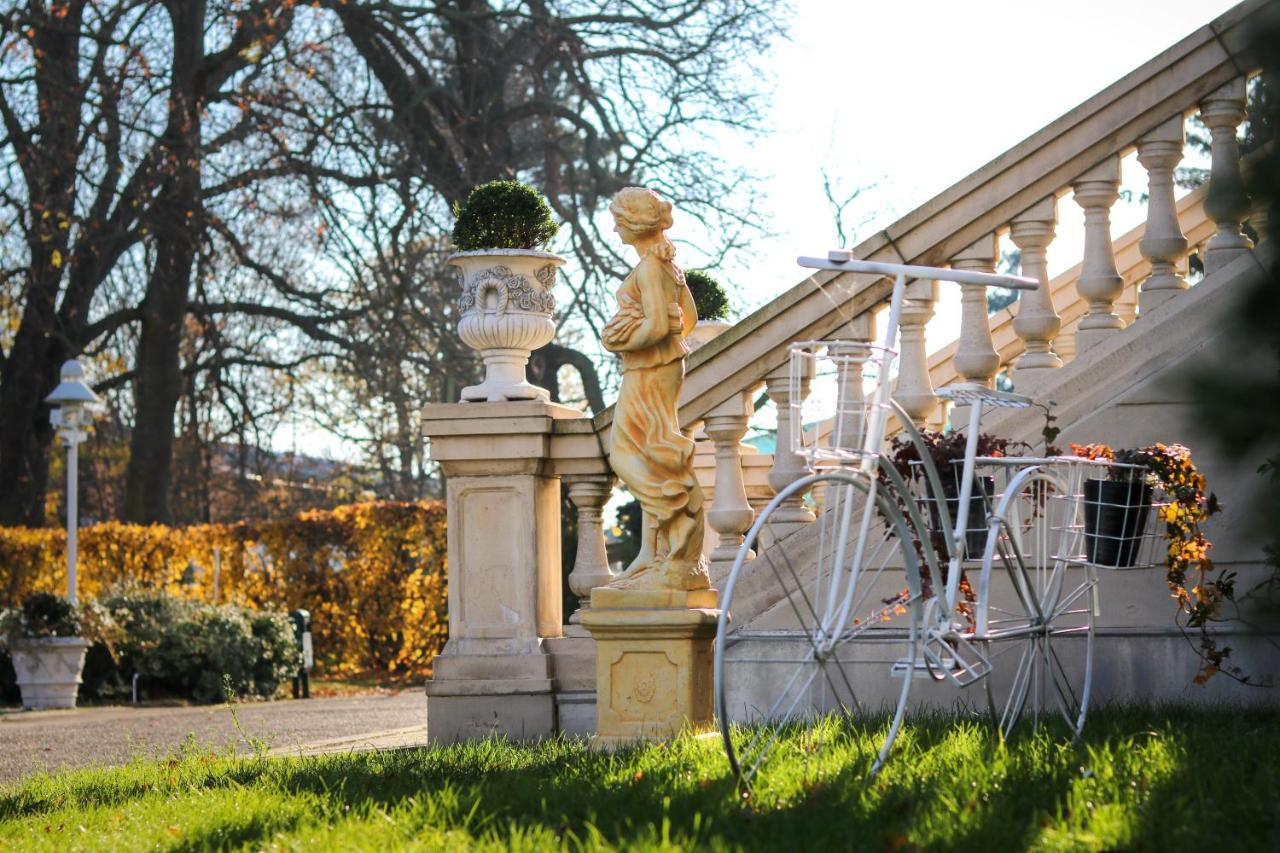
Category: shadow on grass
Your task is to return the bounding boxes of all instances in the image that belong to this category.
[1124,707,1280,851]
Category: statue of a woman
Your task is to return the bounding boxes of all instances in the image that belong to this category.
[602,187,709,592]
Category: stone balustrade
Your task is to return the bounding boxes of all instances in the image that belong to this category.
[422,0,1267,742]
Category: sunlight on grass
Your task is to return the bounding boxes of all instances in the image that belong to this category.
[0,709,1275,851]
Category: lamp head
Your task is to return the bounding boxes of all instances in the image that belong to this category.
[45,359,102,416]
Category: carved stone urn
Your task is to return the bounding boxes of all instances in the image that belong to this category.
[686,319,731,351]
[10,636,90,709]
[449,249,567,402]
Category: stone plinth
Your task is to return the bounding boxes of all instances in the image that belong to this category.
[422,400,586,742]
[581,588,719,751]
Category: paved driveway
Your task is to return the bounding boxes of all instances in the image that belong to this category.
[0,691,426,785]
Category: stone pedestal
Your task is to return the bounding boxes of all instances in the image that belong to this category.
[422,401,585,742]
[581,588,720,750]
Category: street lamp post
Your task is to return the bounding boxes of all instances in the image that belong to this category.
[45,359,102,605]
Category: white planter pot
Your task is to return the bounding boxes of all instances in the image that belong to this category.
[10,636,90,710]
[449,249,566,403]
[687,319,732,351]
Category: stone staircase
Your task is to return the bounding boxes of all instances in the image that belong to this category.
[559,0,1277,717]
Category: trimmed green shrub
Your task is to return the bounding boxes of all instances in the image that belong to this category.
[6,592,77,638]
[78,586,299,704]
[451,180,559,251]
[684,269,730,321]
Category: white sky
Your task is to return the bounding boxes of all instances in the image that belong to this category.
[281,0,1241,462]
[703,0,1239,311]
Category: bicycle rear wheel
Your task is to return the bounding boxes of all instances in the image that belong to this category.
[714,470,926,795]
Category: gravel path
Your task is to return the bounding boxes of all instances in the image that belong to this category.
[0,691,426,785]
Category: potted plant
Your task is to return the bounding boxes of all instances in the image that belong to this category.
[890,430,1029,558]
[448,180,566,402]
[1068,443,1154,567]
[683,269,732,350]
[1066,442,1232,683]
[1,592,116,710]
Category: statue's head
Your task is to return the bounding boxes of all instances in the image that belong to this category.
[609,187,674,246]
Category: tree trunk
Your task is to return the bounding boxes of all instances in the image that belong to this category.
[0,3,86,526]
[122,0,205,524]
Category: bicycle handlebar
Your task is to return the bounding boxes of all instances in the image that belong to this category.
[797,251,1039,290]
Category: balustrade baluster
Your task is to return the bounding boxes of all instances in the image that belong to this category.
[951,234,1001,388]
[1137,116,1190,312]
[705,392,755,585]
[1010,197,1062,375]
[1072,156,1125,351]
[831,313,876,445]
[892,280,938,427]
[764,361,816,538]
[564,474,615,624]
[1202,79,1253,275]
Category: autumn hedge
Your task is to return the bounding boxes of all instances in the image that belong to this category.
[0,501,447,675]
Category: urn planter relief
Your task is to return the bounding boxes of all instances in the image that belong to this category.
[450,248,566,402]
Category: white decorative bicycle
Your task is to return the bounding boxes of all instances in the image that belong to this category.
[713,255,1164,793]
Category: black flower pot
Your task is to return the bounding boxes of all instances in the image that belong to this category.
[1083,478,1152,568]
[924,474,995,559]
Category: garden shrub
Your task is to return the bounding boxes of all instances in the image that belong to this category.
[684,269,730,321]
[451,180,559,251]
[0,501,448,677]
[78,586,297,703]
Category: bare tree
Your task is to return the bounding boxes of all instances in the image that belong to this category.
[0,0,783,524]
[327,0,781,357]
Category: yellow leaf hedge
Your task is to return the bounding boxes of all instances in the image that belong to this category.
[0,501,447,675]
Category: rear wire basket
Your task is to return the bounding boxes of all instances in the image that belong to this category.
[788,340,896,470]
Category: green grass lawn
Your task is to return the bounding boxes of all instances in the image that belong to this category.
[1,708,1276,851]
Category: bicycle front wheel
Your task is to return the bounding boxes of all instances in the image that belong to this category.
[977,468,1096,739]
[714,470,926,795]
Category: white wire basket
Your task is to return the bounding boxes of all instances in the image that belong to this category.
[896,456,1169,569]
[787,340,896,470]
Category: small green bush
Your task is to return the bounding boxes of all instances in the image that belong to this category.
[0,591,119,649]
[10,592,77,638]
[684,269,730,321]
[78,585,299,704]
[451,180,559,251]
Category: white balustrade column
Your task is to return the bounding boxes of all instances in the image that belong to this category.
[764,361,816,533]
[1010,197,1062,375]
[951,234,1001,390]
[1137,116,1190,312]
[1201,79,1253,275]
[565,474,615,624]
[893,279,938,427]
[830,313,876,447]
[1072,156,1125,352]
[704,392,755,584]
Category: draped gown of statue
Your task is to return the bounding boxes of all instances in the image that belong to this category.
[602,251,709,591]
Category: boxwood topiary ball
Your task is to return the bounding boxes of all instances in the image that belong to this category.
[684,269,730,321]
[451,180,559,251]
